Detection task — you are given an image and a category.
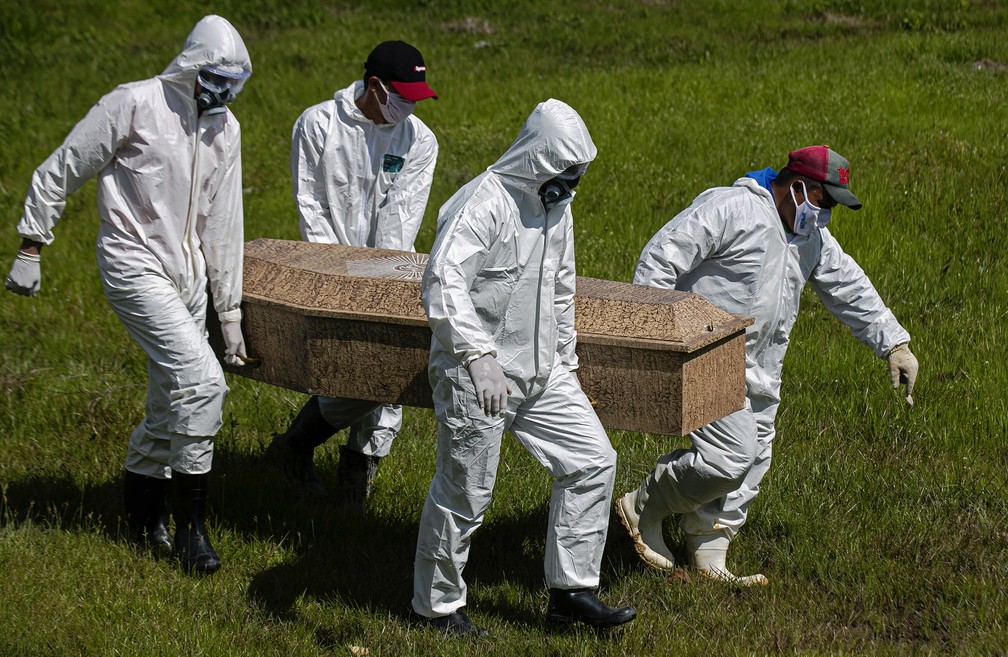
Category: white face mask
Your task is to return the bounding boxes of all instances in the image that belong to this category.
[790,181,823,236]
[377,81,416,124]
[816,207,832,229]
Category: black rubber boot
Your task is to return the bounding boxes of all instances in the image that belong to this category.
[264,396,336,495]
[546,588,636,628]
[421,608,489,637]
[171,470,221,575]
[123,470,173,555]
[335,445,381,511]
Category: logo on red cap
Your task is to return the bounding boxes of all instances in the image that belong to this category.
[837,167,849,185]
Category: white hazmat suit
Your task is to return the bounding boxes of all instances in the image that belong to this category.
[627,171,910,573]
[15,15,251,477]
[413,99,617,618]
[291,80,438,457]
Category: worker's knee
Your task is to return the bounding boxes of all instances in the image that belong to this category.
[574,429,617,474]
[690,413,758,489]
[718,436,758,487]
[596,440,618,472]
[168,366,229,436]
[557,433,616,494]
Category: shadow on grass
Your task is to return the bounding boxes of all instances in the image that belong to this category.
[241,475,643,628]
[0,441,646,632]
[1,471,123,538]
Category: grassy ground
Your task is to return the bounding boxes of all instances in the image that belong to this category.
[2,1,1007,655]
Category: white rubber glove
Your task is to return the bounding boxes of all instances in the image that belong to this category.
[467,354,511,417]
[887,342,918,405]
[6,251,41,297]
[221,321,248,367]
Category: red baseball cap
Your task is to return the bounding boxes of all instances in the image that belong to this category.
[786,145,862,210]
[364,41,438,102]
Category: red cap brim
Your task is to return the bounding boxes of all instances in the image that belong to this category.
[390,80,438,102]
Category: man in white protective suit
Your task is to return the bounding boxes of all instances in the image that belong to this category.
[4,15,253,574]
[412,99,637,635]
[265,41,438,510]
[615,146,920,586]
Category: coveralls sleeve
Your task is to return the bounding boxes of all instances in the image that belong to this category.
[198,124,244,324]
[555,211,578,370]
[809,229,911,358]
[374,128,438,251]
[423,206,496,366]
[632,199,724,288]
[17,89,132,244]
[291,108,336,244]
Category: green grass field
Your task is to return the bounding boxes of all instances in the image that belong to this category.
[2,1,1007,655]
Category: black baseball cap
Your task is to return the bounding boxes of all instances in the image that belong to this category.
[364,41,438,102]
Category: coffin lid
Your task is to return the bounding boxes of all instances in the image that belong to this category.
[242,239,752,353]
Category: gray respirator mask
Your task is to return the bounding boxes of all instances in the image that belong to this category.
[195,67,249,116]
[539,163,588,210]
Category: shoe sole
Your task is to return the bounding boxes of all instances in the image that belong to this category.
[546,610,637,628]
[420,617,489,637]
[696,567,768,587]
[178,557,222,575]
[614,495,635,536]
[614,496,676,571]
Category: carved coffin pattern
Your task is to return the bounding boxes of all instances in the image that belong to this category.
[217,239,753,436]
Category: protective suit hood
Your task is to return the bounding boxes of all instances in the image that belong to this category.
[488,99,597,192]
[161,15,252,85]
[338,81,371,123]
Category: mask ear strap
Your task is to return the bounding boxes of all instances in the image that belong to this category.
[805,182,823,210]
[790,180,806,205]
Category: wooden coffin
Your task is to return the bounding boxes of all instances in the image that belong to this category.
[214,238,753,437]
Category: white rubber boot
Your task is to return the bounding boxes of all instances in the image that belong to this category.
[686,531,768,587]
[615,489,677,570]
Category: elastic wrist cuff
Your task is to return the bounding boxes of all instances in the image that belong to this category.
[218,308,242,324]
[887,342,909,358]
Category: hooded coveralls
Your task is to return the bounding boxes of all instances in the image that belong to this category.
[631,172,911,539]
[15,15,250,477]
[413,99,616,618]
[291,81,438,457]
